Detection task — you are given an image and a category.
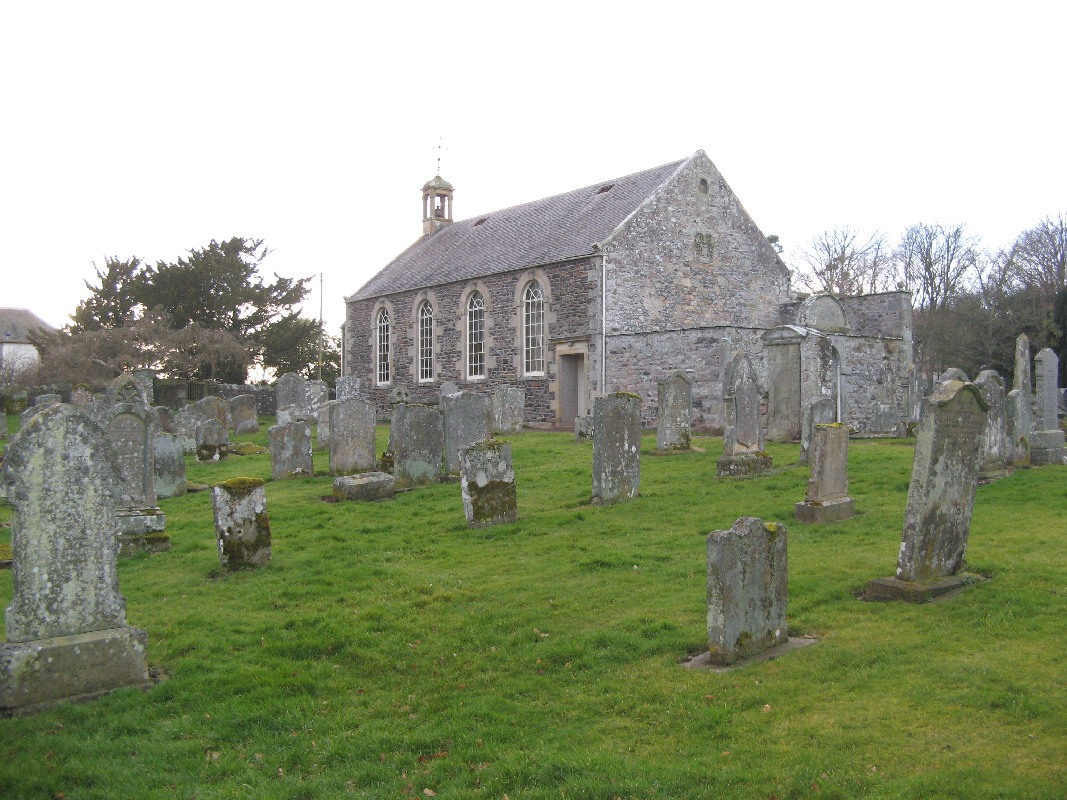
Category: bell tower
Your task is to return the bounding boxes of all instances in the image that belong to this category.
[422,175,454,236]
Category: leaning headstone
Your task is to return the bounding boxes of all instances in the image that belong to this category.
[1031,348,1065,465]
[333,472,396,502]
[1005,388,1032,468]
[212,478,271,570]
[268,422,314,479]
[573,415,593,443]
[798,397,836,465]
[229,394,259,436]
[1013,333,1032,393]
[306,380,329,420]
[459,439,517,527]
[442,391,494,474]
[0,404,150,715]
[335,375,363,401]
[329,396,378,475]
[866,380,988,602]
[392,404,444,488]
[717,355,772,477]
[655,372,693,452]
[492,387,525,434]
[196,395,229,431]
[974,370,1008,479]
[794,424,854,522]
[196,418,230,462]
[69,386,93,410]
[591,392,641,505]
[153,432,187,499]
[275,372,308,425]
[706,517,788,665]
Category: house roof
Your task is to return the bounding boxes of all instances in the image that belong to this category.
[349,156,690,302]
[0,308,56,344]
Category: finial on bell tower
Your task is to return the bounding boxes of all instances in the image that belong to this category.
[422,139,454,236]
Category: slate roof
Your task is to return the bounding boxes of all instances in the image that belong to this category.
[349,156,690,301]
[0,308,56,344]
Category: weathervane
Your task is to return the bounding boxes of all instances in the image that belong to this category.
[434,137,448,176]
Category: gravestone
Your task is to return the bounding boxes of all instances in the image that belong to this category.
[1005,388,1032,467]
[268,422,313,479]
[333,472,396,502]
[392,404,444,488]
[212,478,271,570]
[329,396,378,475]
[1013,333,1032,393]
[172,407,202,454]
[974,370,1008,479]
[0,404,151,715]
[33,393,61,407]
[706,516,788,665]
[460,439,517,527]
[306,380,329,421]
[573,415,593,443]
[798,397,837,465]
[937,367,970,383]
[717,355,772,477]
[132,368,156,404]
[317,400,334,451]
[195,395,229,431]
[442,391,494,474]
[390,385,411,405]
[1030,348,1065,465]
[656,372,693,452]
[867,380,988,601]
[229,394,259,436]
[196,418,229,462]
[335,375,363,401]
[492,387,525,434]
[591,392,641,505]
[153,432,187,499]
[794,424,854,522]
[155,405,175,433]
[70,386,93,409]
[275,372,308,425]
[439,382,459,400]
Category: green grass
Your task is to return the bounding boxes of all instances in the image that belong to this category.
[0,420,1065,799]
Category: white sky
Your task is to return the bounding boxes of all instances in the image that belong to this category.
[2,2,1064,334]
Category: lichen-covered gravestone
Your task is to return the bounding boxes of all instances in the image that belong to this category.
[70,386,93,409]
[655,372,693,452]
[491,387,525,434]
[706,517,788,665]
[335,375,362,401]
[1031,348,1065,465]
[0,404,151,715]
[173,406,202,454]
[573,415,593,443]
[1013,333,1031,393]
[459,439,517,527]
[591,392,641,505]
[153,431,187,499]
[229,394,259,435]
[798,397,836,465]
[974,370,1008,479]
[392,404,444,488]
[317,400,335,451]
[333,472,396,502]
[329,396,377,475]
[196,418,230,462]
[212,478,271,570]
[196,395,230,431]
[442,391,494,474]
[268,422,313,479]
[275,372,308,425]
[867,380,989,602]
[716,354,772,477]
[1005,388,1032,467]
[794,424,854,523]
[306,380,329,420]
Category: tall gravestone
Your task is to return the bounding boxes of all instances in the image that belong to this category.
[306,380,329,421]
[1013,333,1032,393]
[798,397,836,465]
[392,404,444,488]
[442,391,494,474]
[794,424,854,522]
[1005,388,1032,467]
[974,370,1008,479]
[275,372,308,425]
[212,478,272,570]
[706,516,788,665]
[591,392,641,505]
[329,396,378,475]
[0,405,151,715]
[153,431,187,499]
[867,380,988,601]
[716,355,772,477]
[317,400,334,451]
[229,394,259,435]
[656,372,693,452]
[195,395,229,431]
[492,387,525,434]
[459,439,518,527]
[268,422,314,480]
[1031,348,1064,465]
[335,375,362,401]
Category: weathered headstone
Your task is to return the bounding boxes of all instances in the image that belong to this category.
[798,397,837,465]
[155,405,175,433]
[212,478,271,570]
[442,391,494,474]
[937,367,970,383]
[0,405,150,715]
[172,407,202,454]
[656,372,693,452]
[1005,388,1032,467]
[439,382,459,400]
[390,385,411,405]
[706,516,788,665]
[306,380,329,421]
[794,424,854,522]
[329,396,378,475]
[573,414,593,443]
[70,386,93,409]
[492,387,525,434]
[196,418,230,462]
[132,368,156,404]
[317,400,334,451]
[392,404,444,488]
[333,472,396,502]
[335,375,363,401]
[275,372,308,425]
[1013,333,1032,393]
[229,394,259,436]
[867,380,988,601]
[196,396,229,431]
[1031,348,1065,465]
[268,422,313,479]
[460,439,517,527]
[974,370,1008,479]
[153,432,187,499]
[591,392,641,505]
[717,355,772,477]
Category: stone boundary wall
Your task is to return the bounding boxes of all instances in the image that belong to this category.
[209,384,277,416]
[781,292,913,341]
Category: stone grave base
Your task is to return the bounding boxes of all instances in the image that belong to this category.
[117,510,170,556]
[794,497,855,523]
[715,452,772,477]
[977,465,1011,481]
[864,572,986,603]
[333,472,397,501]
[0,626,151,717]
[683,636,818,672]
[1030,430,1065,465]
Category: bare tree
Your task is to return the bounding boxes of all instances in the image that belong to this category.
[1010,213,1067,306]
[794,226,894,295]
[894,223,980,311]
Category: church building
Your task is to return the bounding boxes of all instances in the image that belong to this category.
[344,150,913,434]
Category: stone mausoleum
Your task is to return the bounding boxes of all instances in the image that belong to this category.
[344,150,913,435]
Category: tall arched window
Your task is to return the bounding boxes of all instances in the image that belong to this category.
[467,291,485,379]
[523,281,544,375]
[376,307,391,385]
[417,301,434,382]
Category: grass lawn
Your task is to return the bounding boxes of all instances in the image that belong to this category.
[0,416,1065,799]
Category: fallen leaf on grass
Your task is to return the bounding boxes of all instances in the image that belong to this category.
[423,790,436,797]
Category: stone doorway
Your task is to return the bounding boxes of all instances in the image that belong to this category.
[558,353,587,428]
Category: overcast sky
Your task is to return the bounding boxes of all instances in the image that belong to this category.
[3,2,1064,335]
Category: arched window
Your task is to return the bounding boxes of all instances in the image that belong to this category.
[523,281,544,375]
[376,307,391,385]
[467,291,486,379]
[417,301,434,382]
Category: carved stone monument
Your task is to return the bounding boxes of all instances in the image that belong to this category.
[794,424,854,523]
[229,394,259,436]
[1031,348,1065,465]
[974,370,1008,479]
[716,355,771,477]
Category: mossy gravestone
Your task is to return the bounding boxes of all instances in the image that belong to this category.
[392,404,444,488]
[655,372,693,452]
[275,372,308,425]
[196,418,230,462]
[717,354,772,477]
[459,440,517,527]
[591,393,641,504]
[212,478,271,570]
[0,404,150,715]
[268,422,313,480]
